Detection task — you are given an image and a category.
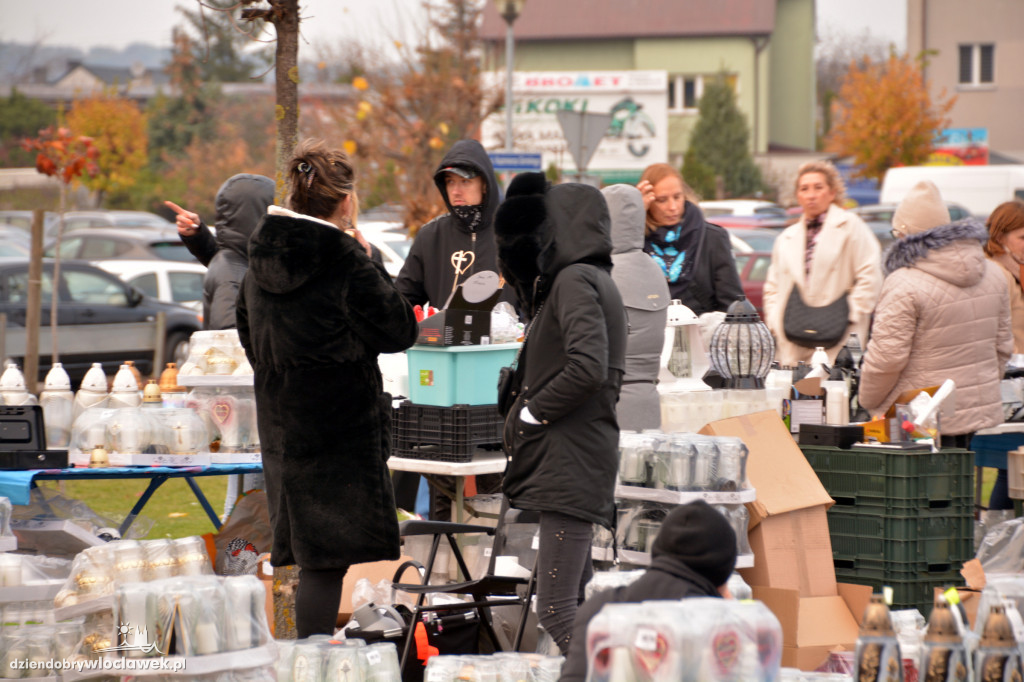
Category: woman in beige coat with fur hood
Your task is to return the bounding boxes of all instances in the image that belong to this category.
[859,180,1012,444]
[763,161,883,366]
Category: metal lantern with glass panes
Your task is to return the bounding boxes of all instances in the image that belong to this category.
[709,297,775,389]
[657,300,711,392]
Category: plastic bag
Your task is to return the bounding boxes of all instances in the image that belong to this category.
[351,577,417,612]
[208,490,272,576]
[976,517,1024,574]
[12,486,154,541]
[490,302,524,343]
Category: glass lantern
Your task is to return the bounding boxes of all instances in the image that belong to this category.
[709,297,775,389]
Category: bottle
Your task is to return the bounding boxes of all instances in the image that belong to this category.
[107,364,142,408]
[40,363,74,448]
[853,595,904,682]
[808,346,830,378]
[920,599,969,682]
[123,360,143,390]
[0,362,37,406]
[73,363,109,421]
[142,380,162,409]
[159,363,187,409]
[974,604,1023,682]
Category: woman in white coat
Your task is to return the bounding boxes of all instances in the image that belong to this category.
[763,161,883,366]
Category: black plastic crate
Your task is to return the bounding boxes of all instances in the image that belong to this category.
[800,445,973,511]
[392,401,504,461]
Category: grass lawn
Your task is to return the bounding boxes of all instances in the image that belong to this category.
[35,475,231,539]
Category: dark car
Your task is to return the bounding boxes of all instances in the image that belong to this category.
[733,251,772,319]
[45,227,197,263]
[0,258,202,384]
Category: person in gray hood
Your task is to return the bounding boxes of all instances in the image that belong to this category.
[601,184,670,431]
[167,173,276,330]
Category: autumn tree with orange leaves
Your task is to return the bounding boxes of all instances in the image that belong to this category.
[66,93,148,204]
[305,0,500,233]
[826,53,955,182]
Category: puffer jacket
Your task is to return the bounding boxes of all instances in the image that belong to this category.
[859,219,1012,435]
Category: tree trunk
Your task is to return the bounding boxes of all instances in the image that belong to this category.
[271,0,300,204]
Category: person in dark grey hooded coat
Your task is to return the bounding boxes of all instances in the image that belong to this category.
[171,173,276,330]
[601,184,670,431]
[495,172,627,655]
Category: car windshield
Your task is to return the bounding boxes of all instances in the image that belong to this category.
[149,242,200,262]
[0,242,29,258]
[727,229,780,252]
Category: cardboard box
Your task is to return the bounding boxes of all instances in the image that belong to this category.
[337,556,416,627]
[754,582,873,671]
[740,505,838,597]
[416,271,503,346]
[699,410,834,529]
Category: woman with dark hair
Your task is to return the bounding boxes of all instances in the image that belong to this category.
[636,163,742,315]
[236,139,419,637]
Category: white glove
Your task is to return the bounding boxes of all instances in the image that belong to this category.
[520,405,541,425]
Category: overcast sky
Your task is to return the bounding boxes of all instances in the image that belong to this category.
[3,0,907,54]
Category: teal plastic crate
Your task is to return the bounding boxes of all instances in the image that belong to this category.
[828,506,973,571]
[406,343,520,407]
[800,445,973,510]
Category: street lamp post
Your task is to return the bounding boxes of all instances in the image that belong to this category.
[497,0,526,151]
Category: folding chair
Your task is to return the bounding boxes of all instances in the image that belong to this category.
[392,500,539,675]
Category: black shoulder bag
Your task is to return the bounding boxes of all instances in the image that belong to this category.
[497,302,544,418]
[782,286,850,348]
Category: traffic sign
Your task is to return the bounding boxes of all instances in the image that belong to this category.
[488,152,543,172]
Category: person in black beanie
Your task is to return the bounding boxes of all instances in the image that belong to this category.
[558,500,738,682]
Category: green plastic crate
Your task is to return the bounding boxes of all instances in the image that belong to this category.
[406,343,520,407]
[800,445,973,510]
[827,506,974,571]
[835,565,963,615]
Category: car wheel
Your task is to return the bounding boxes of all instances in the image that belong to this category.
[165,331,192,368]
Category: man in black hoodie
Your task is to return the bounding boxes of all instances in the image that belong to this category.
[397,139,516,309]
[558,500,738,682]
[395,140,513,519]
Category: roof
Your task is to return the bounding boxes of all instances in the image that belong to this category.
[479,0,776,41]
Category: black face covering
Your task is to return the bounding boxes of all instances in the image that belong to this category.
[451,204,483,232]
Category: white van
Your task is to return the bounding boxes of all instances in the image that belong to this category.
[880,165,1024,218]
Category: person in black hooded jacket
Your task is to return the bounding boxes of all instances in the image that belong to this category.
[235,139,419,638]
[559,500,738,682]
[396,139,516,310]
[495,172,627,655]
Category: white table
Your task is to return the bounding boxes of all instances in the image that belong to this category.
[387,450,507,523]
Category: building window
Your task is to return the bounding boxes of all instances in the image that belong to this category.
[959,44,995,85]
[668,74,738,112]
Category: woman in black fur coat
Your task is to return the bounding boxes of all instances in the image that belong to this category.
[236,139,419,637]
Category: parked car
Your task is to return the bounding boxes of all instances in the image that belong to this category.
[0,210,58,236]
[60,210,174,231]
[723,227,782,254]
[851,202,972,248]
[0,258,202,384]
[0,241,30,258]
[45,227,197,263]
[699,200,788,218]
[360,221,411,279]
[733,251,772,319]
[92,260,207,313]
